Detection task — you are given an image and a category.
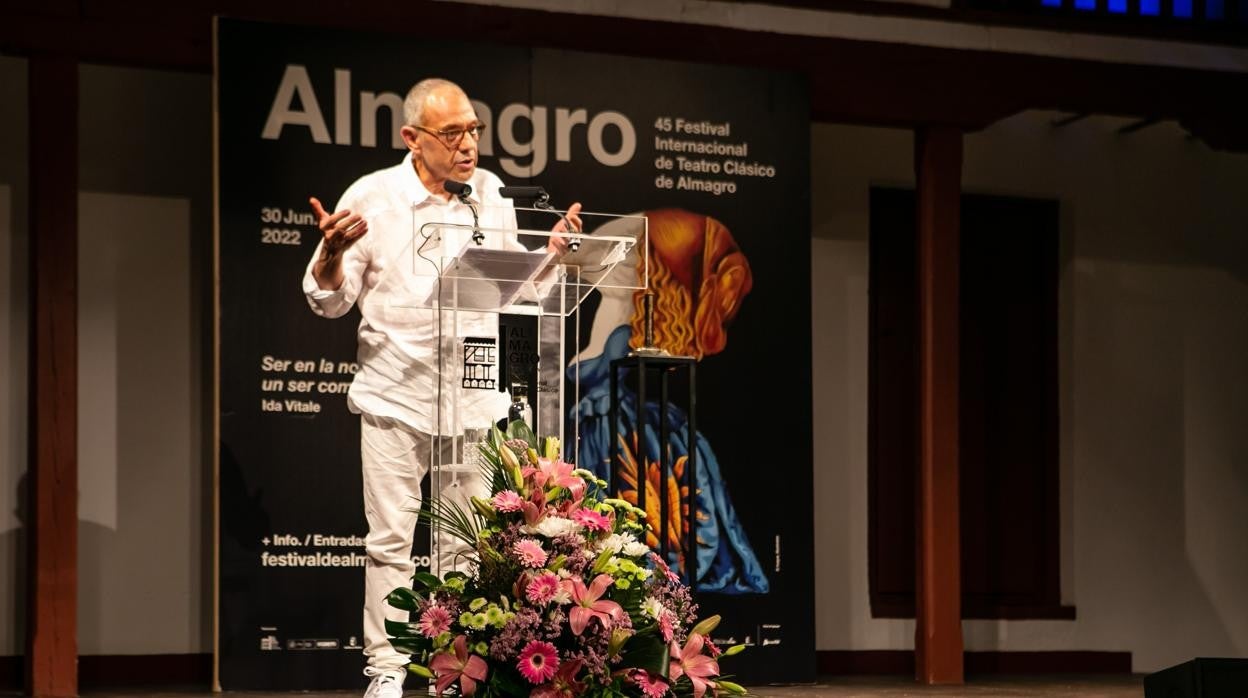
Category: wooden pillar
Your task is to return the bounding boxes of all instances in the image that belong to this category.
[913,125,964,685]
[27,55,79,698]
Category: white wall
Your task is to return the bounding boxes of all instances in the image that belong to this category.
[810,112,1248,672]
[0,59,212,657]
[75,63,213,655]
[77,191,201,654]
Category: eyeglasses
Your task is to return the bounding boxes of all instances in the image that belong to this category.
[414,121,486,148]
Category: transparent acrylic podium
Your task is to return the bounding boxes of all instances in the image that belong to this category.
[380,204,648,576]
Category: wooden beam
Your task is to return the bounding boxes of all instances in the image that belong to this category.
[913,125,964,685]
[27,54,79,698]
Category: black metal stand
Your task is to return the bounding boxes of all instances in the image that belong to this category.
[608,355,697,586]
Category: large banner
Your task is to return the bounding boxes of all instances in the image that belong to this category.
[216,18,812,689]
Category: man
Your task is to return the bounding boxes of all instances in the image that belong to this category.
[302,78,580,698]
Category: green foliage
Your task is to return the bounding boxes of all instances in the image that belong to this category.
[385,586,423,612]
[618,632,671,678]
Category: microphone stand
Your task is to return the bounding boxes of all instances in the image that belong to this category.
[444,180,482,245]
[499,186,580,252]
[532,196,580,253]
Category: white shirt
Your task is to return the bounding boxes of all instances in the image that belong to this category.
[303,154,523,434]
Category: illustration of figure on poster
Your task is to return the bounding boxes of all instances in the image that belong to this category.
[567,208,769,594]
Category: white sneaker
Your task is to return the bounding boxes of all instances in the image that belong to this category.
[364,672,405,698]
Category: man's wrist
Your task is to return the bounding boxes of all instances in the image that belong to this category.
[318,245,341,264]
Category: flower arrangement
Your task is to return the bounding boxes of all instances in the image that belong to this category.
[385,422,748,697]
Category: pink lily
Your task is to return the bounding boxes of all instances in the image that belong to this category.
[669,633,720,698]
[562,573,624,635]
[525,458,586,499]
[430,635,488,696]
[521,486,548,527]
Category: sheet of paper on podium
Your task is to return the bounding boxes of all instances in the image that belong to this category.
[432,241,555,312]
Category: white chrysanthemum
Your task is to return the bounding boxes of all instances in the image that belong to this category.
[526,516,578,538]
[623,541,650,557]
[642,597,664,620]
[596,532,637,555]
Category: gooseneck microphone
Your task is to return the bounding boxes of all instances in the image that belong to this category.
[498,185,580,252]
[445,180,482,245]
[498,186,550,204]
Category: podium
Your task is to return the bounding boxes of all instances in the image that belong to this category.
[376,204,648,576]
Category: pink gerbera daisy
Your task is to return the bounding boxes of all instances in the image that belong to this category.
[418,605,452,638]
[651,552,680,582]
[492,490,523,513]
[526,571,562,605]
[629,669,671,698]
[517,640,559,684]
[571,507,611,532]
[658,610,674,642]
[513,538,549,568]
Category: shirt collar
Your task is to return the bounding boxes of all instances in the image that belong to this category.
[400,152,482,209]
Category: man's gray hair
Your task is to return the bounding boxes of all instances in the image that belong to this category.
[403,78,466,126]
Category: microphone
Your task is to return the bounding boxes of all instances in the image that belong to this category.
[501,185,580,253]
[498,186,550,204]
[444,180,472,198]
[445,180,483,245]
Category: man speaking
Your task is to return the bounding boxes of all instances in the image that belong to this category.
[302,78,580,698]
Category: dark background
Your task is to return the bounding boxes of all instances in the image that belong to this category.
[218,18,812,688]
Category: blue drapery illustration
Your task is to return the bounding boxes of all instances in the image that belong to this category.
[569,325,770,594]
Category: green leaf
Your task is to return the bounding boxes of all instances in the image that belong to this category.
[414,494,485,559]
[384,619,423,638]
[412,572,442,590]
[506,419,537,447]
[618,632,670,678]
[488,665,530,698]
[385,587,423,612]
[592,545,616,573]
[389,638,429,655]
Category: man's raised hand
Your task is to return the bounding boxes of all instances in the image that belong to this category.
[311,196,368,255]
[310,196,367,291]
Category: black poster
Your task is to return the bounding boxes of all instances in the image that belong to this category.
[217,18,812,689]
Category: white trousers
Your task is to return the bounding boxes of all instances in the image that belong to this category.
[360,413,487,677]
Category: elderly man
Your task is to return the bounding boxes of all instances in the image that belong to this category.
[303,78,580,698]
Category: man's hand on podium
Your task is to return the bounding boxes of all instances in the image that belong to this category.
[546,202,582,256]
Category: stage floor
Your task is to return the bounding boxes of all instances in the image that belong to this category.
[54,675,1144,697]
